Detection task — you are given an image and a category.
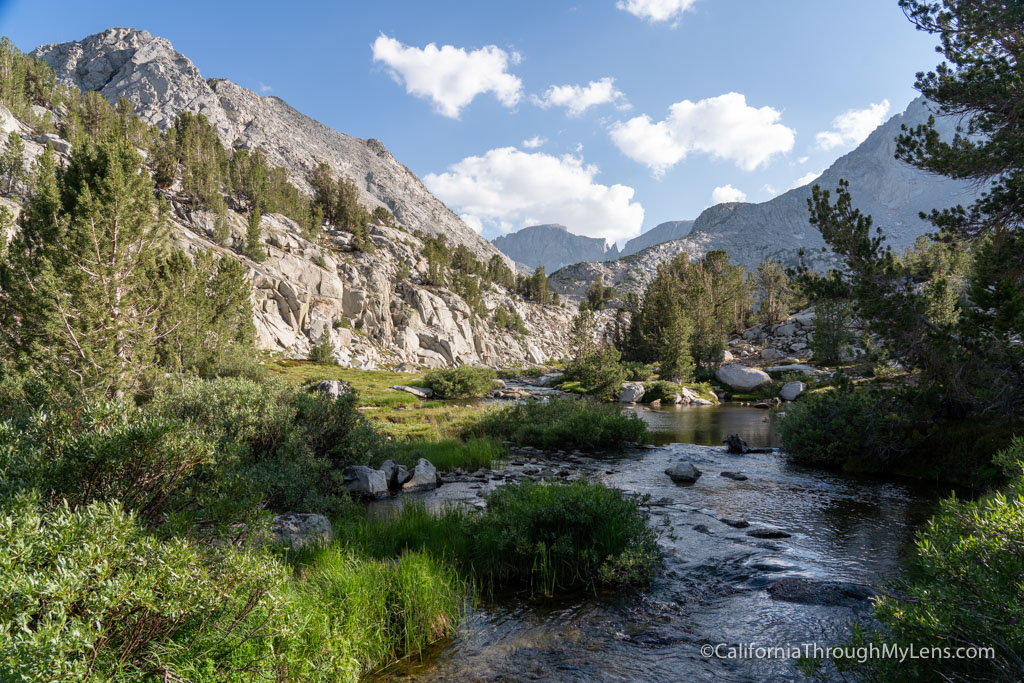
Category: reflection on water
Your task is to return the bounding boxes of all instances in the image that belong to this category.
[626,404,782,448]
[379,406,936,682]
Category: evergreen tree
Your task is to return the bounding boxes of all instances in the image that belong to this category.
[308,323,336,365]
[156,250,256,378]
[244,205,266,262]
[0,130,25,194]
[0,138,169,398]
[212,194,230,245]
[754,258,794,325]
[0,205,12,261]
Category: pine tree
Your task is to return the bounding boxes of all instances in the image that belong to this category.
[754,258,793,325]
[308,323,336,365]
[244,205,266,262]
[0,138,169,398]
[0,130,25,194]
[212,195,230,245]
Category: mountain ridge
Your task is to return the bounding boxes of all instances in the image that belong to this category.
[491,223,620,272]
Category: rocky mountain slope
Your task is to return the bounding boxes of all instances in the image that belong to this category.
[551,97,978,297]
[6,29,573,368]
[619,220,694,257]
[32,27,505,265]
[491,223,619,272]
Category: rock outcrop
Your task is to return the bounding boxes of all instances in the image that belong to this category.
[32,28,505,265]
[13,28,576,368]
[492,224,620,273]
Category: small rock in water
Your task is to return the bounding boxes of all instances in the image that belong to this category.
[720,471,749,481]
[665,461,702,484]
[693,524,712,534]
[720,517,750,528]
[768,578,875,606]
[749,528,794,540]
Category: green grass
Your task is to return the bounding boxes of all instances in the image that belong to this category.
[467,397,649,451]
[284,546,464,679]
[264,360,491,441]
[337,483,660,597]
[375,437,506,472]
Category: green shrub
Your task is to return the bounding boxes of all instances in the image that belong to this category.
[778,387,910,470]
[423,365,497,399]
[468,397,648,451]
[342,484,660,596]
[622,361,654,382]
[643,380,681,403]
[467,481,659,594]
[0,499,288,682]
[564,345,627,400]
[824,438,1024,681]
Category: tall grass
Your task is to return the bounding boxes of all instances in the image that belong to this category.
[376,437,505,471]
[467,397,649,451]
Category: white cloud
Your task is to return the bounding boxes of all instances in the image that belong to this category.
[371,34,523,118]
[424,147,644,243]
[790,169,824,189]
[762,184,777,196]
[796,156,809,164]
[711,184,746,204]
[617,0,698,23]
[815,99,891,151]
[532,77,628,117]
[521,136,546,149]
[609,92,796,177]
[258,82,273,94]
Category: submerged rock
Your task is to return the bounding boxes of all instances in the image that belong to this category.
[720,517,750,529]
[720,471,748,481]
[665,462,702,484]
[746,528,792,539]
[768,578,875,606]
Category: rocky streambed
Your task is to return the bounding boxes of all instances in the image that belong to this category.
[372,407,938,682]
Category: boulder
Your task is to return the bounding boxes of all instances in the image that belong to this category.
[721,349,734,362]
[314,380,350,399]
[389,385,433,399]
[760,348,787,361]
[379,459,412,491]
[665,461,702,484]
[618,382,646,403]
[779,381,807,401]
[402,458,441,492]
[774,323,797,336]
[343,466,389,499]
[273,513,333,548]
[724,433,750,454]
[716,363,771,392]
[764,364,822,376]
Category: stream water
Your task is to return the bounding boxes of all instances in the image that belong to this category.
[377,404,938,682]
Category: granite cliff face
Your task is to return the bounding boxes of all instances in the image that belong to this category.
[619,220,694,257]
[9,28,573,368]
[551,97,979,298]
[491,224,619,272]
[31,27,505,265]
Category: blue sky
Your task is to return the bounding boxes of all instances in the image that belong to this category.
[0,0,941,246]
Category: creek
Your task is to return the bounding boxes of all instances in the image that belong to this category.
[377,404,937,681]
